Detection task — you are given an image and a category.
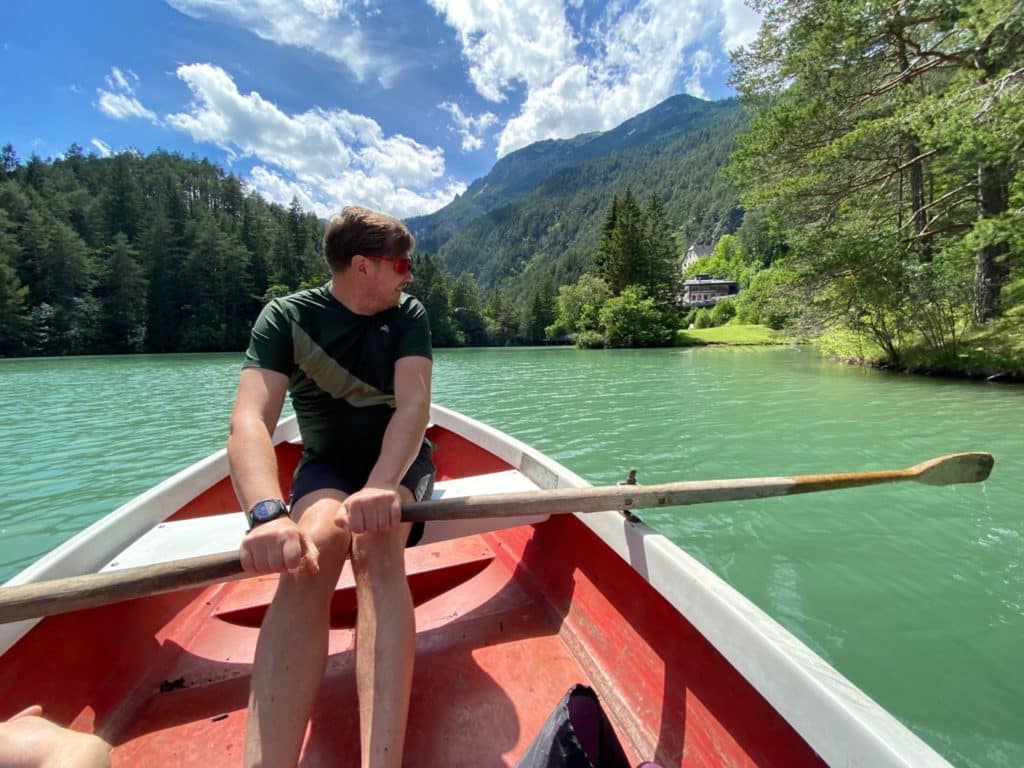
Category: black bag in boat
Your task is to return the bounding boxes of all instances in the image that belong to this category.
[515,684,631,768]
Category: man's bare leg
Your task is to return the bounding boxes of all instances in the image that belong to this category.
[244,491,351,768]
[351,490,415,768]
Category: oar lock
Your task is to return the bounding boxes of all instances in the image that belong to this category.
[618,469,642,523]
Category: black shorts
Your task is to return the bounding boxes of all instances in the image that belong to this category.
[290,441,435,547]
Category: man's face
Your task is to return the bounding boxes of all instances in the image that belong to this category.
[366,254,414,308]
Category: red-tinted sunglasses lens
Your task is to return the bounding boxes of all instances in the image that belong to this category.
[368,255,411,274]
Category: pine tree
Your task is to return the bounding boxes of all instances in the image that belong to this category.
[451,272,487,345]
[99,232,147,351]
[1,144,17,176]
[621,189,647,285]
[601,188,645,294]
[0,210,30,355]
[521,279,556,343]
[408,253,460,346]
[642,192,680,307]
[102,152,142,241]
[595,194,620,282]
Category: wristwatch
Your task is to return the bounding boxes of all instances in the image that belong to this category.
[245,498,290,530]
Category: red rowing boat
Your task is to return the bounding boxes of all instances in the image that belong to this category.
[0,405,956,766]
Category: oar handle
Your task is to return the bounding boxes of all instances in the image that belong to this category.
[0,452,992,624]
[0,553,246,624]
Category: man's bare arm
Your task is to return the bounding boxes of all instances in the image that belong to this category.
[227,367,289,511]
[340,355,432,533]
[368,355,433,489]
[228,368,318,573]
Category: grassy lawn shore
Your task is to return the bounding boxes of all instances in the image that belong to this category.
[675,324,789,346]
[674,320,1022,382]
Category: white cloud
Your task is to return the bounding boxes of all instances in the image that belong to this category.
[164,63,465,218]
[430,0,737,157]
[90,138,113,157]
[720,0,762,53]
[165,0,404,86]
[440,101,498,152]
[684,49,714,100]
[96,67,157,121]
[109,67,133,91]
[428,0,578,103]
[247,165,320,212]
[139,0,762,207]
[530,3,718,155]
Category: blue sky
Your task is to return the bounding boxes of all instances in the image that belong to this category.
[2,0,761,219]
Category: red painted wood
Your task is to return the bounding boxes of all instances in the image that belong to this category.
[486,516,827,767]
[170,441,302,520]
[0,588,210,732]
[212,539,494,629]
[427,424,512,480]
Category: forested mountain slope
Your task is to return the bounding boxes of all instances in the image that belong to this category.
[408,95,746,291]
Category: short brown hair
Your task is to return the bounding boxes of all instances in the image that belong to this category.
[322,205,415,272]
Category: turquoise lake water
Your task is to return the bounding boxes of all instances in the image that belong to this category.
[0,347,1021,766]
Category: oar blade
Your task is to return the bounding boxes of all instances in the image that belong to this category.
[913,452,994,486]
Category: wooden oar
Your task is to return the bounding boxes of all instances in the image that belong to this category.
[0,452,993,624]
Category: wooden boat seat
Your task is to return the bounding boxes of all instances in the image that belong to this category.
[100,469,543,573]
[209,535,498,631]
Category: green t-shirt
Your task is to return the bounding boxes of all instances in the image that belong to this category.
[243,283,432,472]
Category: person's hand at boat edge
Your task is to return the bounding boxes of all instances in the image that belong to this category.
[336,484,402,534]
[0,704,111,768]
[239,517,321,575]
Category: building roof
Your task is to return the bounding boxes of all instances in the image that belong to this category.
[683,276,738,286]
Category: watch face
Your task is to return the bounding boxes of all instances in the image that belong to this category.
[251,499,288,524]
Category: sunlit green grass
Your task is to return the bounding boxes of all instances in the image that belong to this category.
[810,287,1024,380]
[671,279,1023,379]
[675,324,788,346]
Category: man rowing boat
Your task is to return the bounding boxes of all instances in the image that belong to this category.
[228,205,434,767]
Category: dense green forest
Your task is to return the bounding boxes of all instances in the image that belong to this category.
[0,145,326,357]
[0,144,590,356]
[409,189,685,348]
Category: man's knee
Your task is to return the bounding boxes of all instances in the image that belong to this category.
[294,494,352,566]
[350,524,411,581]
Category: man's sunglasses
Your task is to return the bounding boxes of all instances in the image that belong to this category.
[366,255,412,275]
